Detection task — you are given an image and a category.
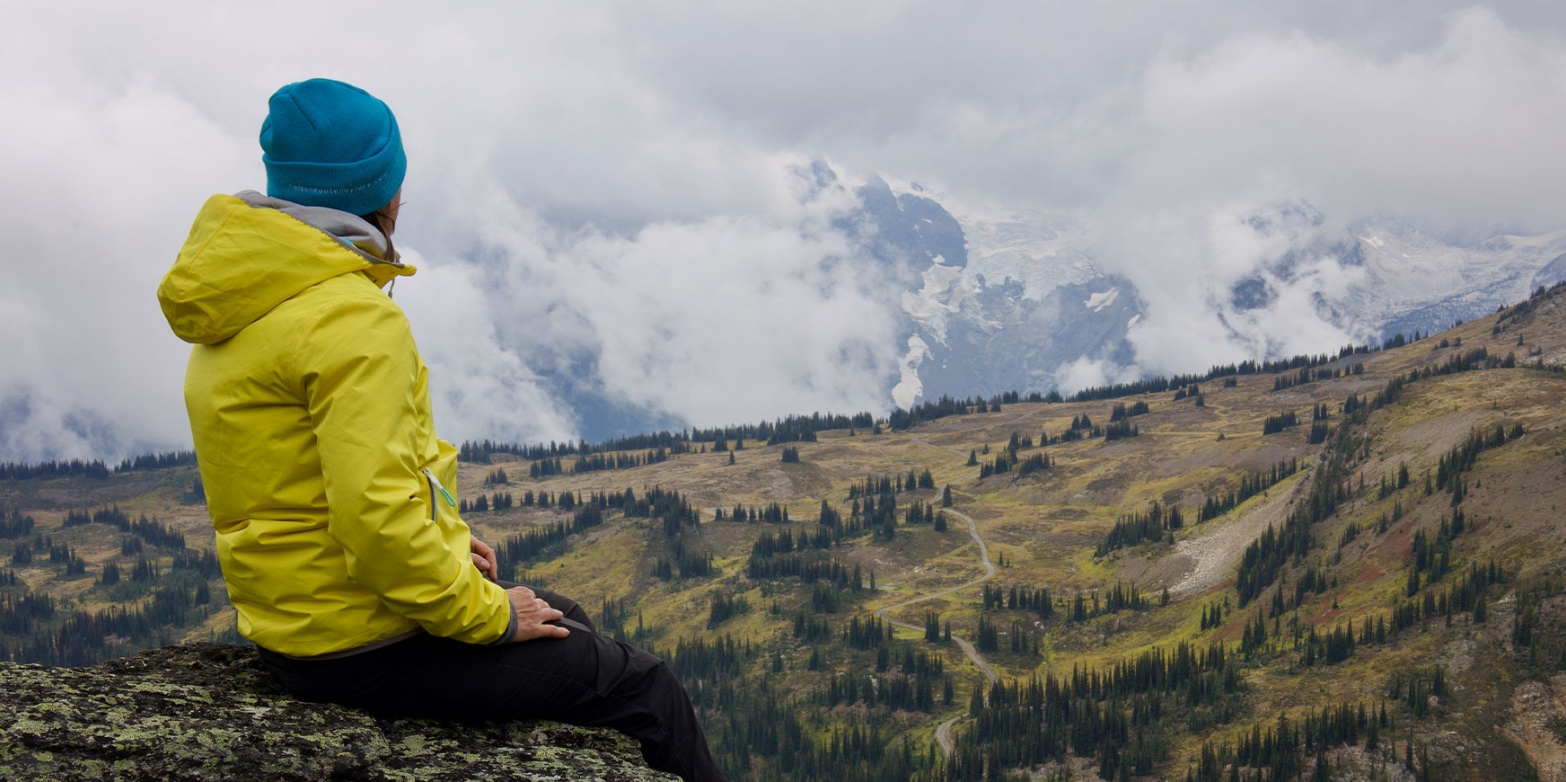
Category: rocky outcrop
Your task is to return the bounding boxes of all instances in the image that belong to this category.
[0,643,676,781]
[1509,674,1566,782]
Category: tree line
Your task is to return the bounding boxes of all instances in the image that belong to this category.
[0,459,110,481]
[60,506,185,549]
[116,450,197,472]
[1198,459,1300,522]
[0,450,202,483]
[847,469,935,499]
[1097,502,1185,556]
[0,508,34,539]
[947,641,1239,781]
[457,411,878,465]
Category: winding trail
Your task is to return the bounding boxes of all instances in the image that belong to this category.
[873,502,998,758]
[872,504,997,680]
[876,424,1021,757]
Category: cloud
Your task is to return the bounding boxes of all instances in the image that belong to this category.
[0,74,255,461]
[391,249,580,447]
[0,387,130,464]
[4,2,1566,459]
[445,166,903,432]
[1094,7,1566,371]
[1054,357,1113,396]
[1125,7,1566,227]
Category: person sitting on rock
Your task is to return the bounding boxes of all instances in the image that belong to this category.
[156,78,724,782]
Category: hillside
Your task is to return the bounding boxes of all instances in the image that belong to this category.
[3,283,1566,781]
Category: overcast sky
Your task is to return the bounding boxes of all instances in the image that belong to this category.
[3,2,1564,461]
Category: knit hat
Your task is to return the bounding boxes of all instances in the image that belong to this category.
[260,79,406,216]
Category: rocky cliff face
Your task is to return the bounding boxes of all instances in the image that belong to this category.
[0,643,675,781]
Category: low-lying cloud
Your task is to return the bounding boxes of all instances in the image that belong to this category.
[2,2,1564,460]
[400,171,902,443]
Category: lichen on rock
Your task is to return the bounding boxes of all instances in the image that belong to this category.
[0,643,677,781]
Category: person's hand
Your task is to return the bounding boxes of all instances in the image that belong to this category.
[470,536,498,580]
[507,586,570,642]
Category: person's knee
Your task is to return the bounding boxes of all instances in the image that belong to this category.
[645,655,687,696]
[533,587,591,624]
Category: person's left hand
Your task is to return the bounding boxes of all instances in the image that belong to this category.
[470,536,499,580]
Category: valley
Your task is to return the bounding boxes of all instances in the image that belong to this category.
[3,283,1566,780]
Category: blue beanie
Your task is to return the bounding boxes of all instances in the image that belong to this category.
[260,79,406,216]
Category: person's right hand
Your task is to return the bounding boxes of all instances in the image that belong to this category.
[506,586,570,642]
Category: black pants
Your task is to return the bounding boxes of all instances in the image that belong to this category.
[257,586,725,782]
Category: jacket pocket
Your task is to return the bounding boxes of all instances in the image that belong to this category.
[421,467,456,522]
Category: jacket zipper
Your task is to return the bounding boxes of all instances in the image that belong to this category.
[421,468,457,521]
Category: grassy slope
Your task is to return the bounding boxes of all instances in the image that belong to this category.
[6,287,1566,779]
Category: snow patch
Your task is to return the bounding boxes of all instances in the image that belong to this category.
[1212,216,1566,352]
[900,262,966,345]
[882,177,1095,301]
[1085,288,1120,312]
[1127,314,1141,328]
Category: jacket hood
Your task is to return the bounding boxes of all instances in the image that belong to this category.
[157,191,416,344]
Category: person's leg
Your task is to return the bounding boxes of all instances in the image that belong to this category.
[261,628,723,782]
[533,586,596,632]
[489,631,721,782]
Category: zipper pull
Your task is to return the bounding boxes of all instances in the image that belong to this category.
[421,468,459,507]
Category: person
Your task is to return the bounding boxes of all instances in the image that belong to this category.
[156,78,724,782]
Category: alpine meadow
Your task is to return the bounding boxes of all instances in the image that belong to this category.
[4,282,1566,781]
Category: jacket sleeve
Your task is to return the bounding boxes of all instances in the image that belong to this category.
[293,288,511,645]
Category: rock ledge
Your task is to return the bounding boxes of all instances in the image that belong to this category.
[0,643,676,781]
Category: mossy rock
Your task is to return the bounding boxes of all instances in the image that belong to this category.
[0,643,676,781]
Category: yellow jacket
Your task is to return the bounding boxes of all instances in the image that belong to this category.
[157,192,511,656]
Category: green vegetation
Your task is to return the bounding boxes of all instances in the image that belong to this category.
[4,282,1566,779]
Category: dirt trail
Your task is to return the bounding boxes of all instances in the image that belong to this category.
[873,504,996,659]
[934,714,962,761]
[878,425,1014,758]
[1163,469,1311,599]
[874,502,997,758]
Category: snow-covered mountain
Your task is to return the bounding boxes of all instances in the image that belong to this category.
[1282,218,1566,340]
[851,178,1566,409]
[847,175,1140,405]
[461,165,1566,444]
